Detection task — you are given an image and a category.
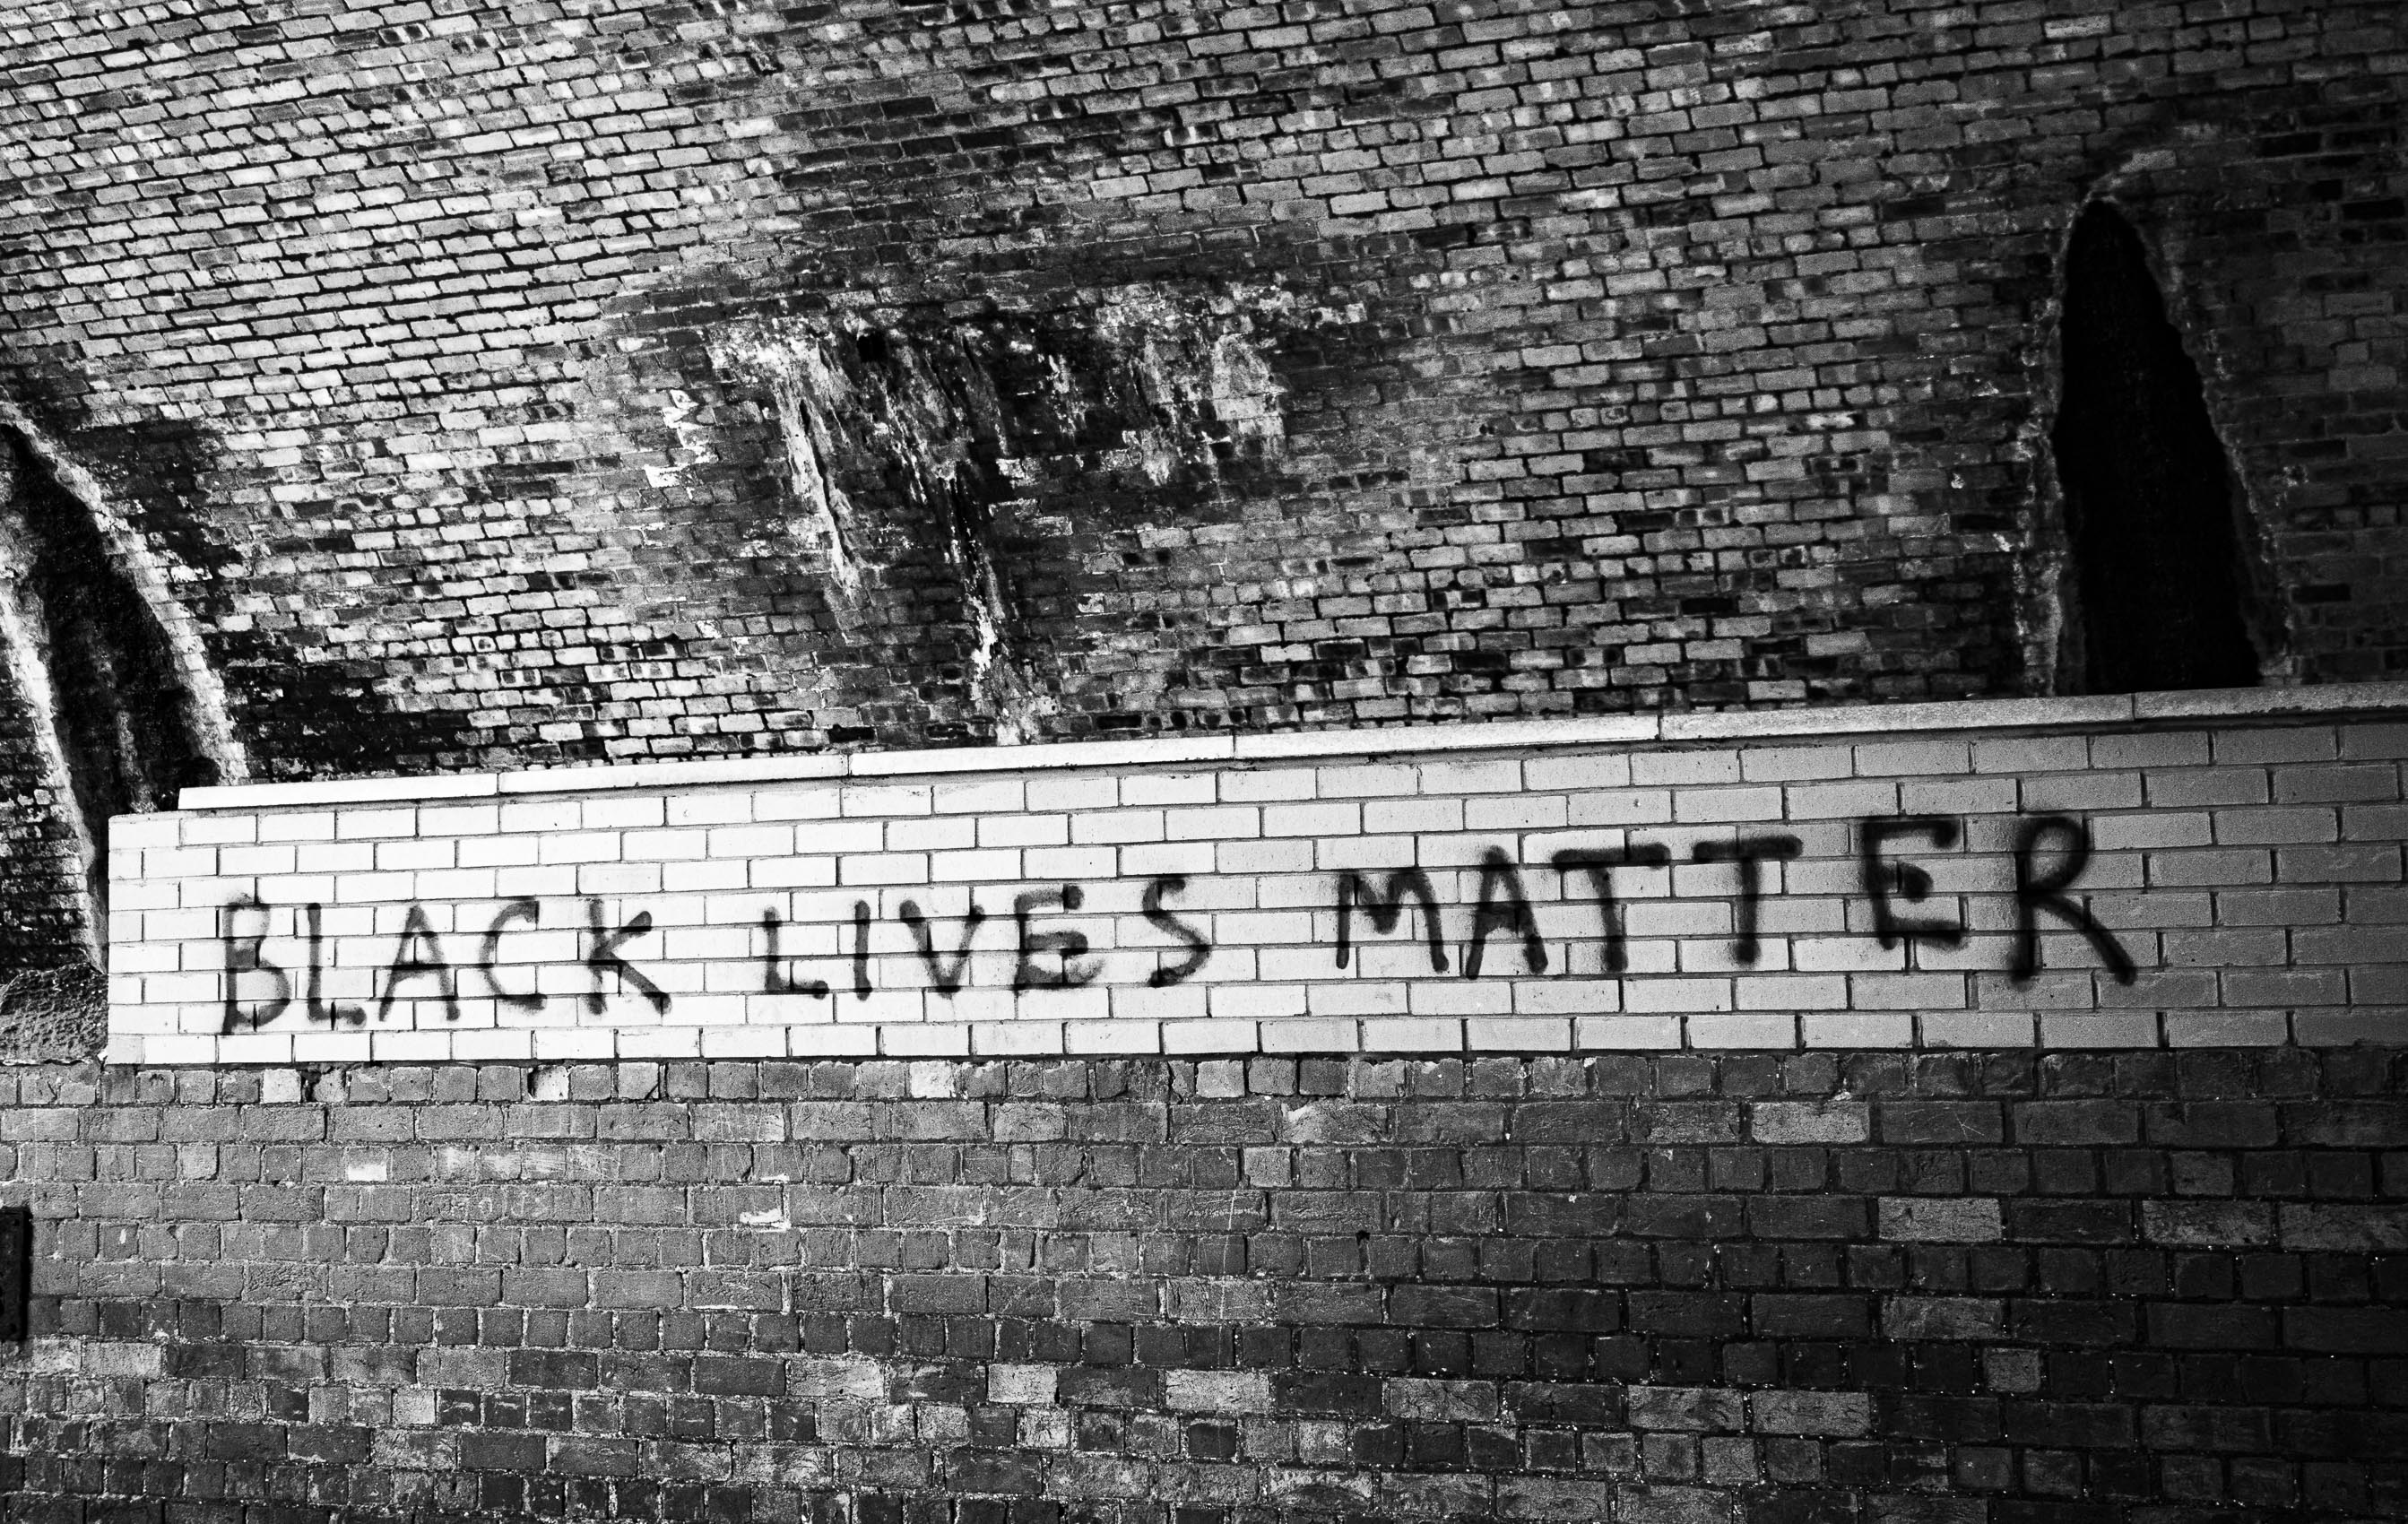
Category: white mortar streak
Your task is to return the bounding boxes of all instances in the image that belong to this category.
[707,327,863,600]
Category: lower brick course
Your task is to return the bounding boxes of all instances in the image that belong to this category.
[2,1049,2403,1521]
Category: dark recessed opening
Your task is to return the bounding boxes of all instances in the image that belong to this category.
[2051,203,2260,694]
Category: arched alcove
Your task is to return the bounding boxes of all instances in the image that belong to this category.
[2050,203,2262,693]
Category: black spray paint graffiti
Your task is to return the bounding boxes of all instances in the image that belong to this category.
[219,812,2135,1032]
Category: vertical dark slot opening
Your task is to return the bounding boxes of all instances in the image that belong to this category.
[0,1204,27,1343]
[4,434,212,943]
[2051,203,2260,694]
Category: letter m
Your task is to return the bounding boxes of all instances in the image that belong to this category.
[1335,869,1449,974]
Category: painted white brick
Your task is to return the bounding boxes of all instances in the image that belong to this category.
[113,814,187,849]
[1566,787,1673,826]
[887,817,977,853]
[1407,980,1513,1017]
[1162,1018,1259,1054]
[1856,740,1971,776]
[1737,746,1850,783]
[754,788,842,822]
[292,1030,377,1065]
[1919,1011,2035,1048]
[1067,810,1162,845]
[1675,786,1785,824]
[1216,839,1315,875]
[1525,754,1633,790]
[1260,1017,1359,1053]
[1512,980,1622,1016]
[1466,793,1567,831]
[1316,763,1417,798]
[1118,842,1216,879]
[1315,835,1418,871]
[2164,1010,2291,1047]
[1165,805,1260,841]
[624,828,712,862]
[664,861,751,894]
[373,1029,453,1062]
[667,792,755,827]
[143,1035,218,1065]
[1687,1013,1796,1049]
[1264,801,1360,837]
[928,848,1024,883]
[1622,978,1734,1013]
[981,813,1071,848]
[1219,768,1317,802]
[1360,1017,1462,1052]
[1026,775,1111,811]
[1211,983,1310,1019]
[579,796,666,831]
[2037,1012,2161,1048]
[1310,981,1411,1017]
[335,807,417,840]
[972,1021,1066,1057]
[182,814,257,846]
[1066,1018,1161,1054]
[538,832,622,865]
[1121,772,1217,807]
[1465,1016,1569,1051]
[220,844,299,877]
[143,845,218,879]
[1417,758,1520,794]
[883,1023,971,1057]
[788,1025,880,1057]
[458,835,542,869]
[843,783,933,818]
[258,811,339,843]
[1023,845,1116,879]
[932,778,1026,815]
[376,838,456,871]
[1803,1012,1914,1048]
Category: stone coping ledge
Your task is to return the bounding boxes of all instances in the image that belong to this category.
[177,680,2408,813]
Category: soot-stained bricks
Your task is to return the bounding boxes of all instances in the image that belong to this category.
[0,0,2402,783]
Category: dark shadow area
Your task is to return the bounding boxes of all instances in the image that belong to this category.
[4,432,216,936]
[2052,203,2261,693]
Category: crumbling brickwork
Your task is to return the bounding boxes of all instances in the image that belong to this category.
[1,1050,2404,1522]
[0,0,2402,786]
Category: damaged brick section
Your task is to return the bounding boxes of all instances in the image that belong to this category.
[698,290,1302,743]
[1,1050,2404,1520]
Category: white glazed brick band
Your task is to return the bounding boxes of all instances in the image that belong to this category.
[110,688,2408,1065]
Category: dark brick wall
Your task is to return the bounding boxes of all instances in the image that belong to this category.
[0,708,86,974]
[3,1051,2403,1521]
[0,1,2402,780]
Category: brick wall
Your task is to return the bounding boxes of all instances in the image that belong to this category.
[3,1049,2404,1522]
[108,691,2408,1066]
[0,0,2402,786]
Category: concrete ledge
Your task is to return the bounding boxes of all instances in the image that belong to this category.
[177,681,2408,812]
